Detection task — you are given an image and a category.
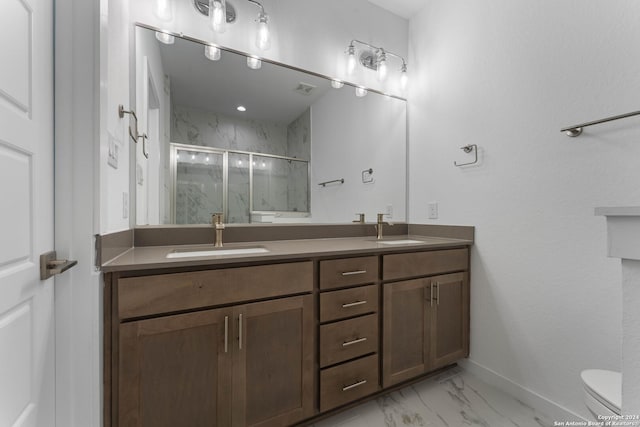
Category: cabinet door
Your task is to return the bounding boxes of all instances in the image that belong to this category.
[430,272,469,370]
[119,309,233,427]
[233,295,315,427]
[382,278,431,387]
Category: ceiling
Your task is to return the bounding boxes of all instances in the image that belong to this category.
[366,0,426,20]
[158,33,331,124]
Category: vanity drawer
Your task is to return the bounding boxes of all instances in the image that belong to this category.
[118,261,313,319]
[383,248,468,281]
[320,284,379,323]
[320,354,380,412]
[320,314,378,367]
[319,256,378,290]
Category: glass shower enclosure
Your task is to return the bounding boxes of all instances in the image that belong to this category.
[170,143,309,224]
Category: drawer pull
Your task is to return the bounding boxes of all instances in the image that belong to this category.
[238,314,243,350]
[342,379,367,391]
[341,270,367,276]
[342,300,367,308]
[342,337,367,347]
[224,316,229,353]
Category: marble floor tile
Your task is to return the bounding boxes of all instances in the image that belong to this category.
[313,367,553,427]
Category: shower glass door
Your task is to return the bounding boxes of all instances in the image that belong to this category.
[172,146,225,224]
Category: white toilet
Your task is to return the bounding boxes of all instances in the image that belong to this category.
[580,369,621,419]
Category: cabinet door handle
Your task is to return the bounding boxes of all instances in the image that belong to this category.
[430,284,435,307]
[342,379,367,391]
[238,314,243,350]
[342,300,367,308]
[436,282,440,306]
[224,316,229,353]
[341,270,367,276]
[342,337,367,347]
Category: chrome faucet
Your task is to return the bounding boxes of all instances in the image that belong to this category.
[376,213,393,240]
[352,213,365,224]
[212,213,225,247]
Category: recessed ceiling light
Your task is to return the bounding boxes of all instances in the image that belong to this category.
[237,106,247,112]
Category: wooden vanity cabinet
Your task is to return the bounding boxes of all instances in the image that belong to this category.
[318,256,381,412]
[109,261,314,427]
[106,246,472,426]
[382,249,469,388]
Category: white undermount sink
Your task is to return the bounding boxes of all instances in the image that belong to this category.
[378,239,426,245]
[166,247,270,259]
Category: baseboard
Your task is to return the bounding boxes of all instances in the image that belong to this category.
[459,359,588,423]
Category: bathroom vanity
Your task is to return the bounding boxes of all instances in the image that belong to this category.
[101,227,472,427]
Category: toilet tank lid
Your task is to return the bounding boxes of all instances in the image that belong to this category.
[581,369,621,410]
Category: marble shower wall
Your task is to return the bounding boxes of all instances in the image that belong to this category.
[286,109,311,212]
[171,105,311,222]
[172,104,289,155]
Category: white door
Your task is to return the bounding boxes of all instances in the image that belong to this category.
[0,0,55,426]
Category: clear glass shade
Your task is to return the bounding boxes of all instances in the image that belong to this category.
[210,0,227,33]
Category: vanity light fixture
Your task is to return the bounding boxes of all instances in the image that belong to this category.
[155,31,175,45]
[345,40,408,87]
[331,79,344,89]
[154,0,173,21]
[193,0,271,50]
[237,105,247,112]
[246,56,262,70]
[248,0,270,51]
[346,43,357,75]
[400,62,408,89]
[204,44,221,61]
[377,49,388,82]
[355,87,368,97]
[210,0,228,33]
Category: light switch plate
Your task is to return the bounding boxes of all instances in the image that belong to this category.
[428,202,438,219]
[108,135,119,169]
[123,192,129,219]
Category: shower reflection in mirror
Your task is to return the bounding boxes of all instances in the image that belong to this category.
[171,144,310,224]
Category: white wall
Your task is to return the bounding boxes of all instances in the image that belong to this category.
[100,0,131,233]
[408,0,640,419]
[311,88,406,223]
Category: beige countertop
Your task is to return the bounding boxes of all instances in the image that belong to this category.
[101,235,473,273]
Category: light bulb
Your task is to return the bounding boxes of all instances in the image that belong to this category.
[346,44,357,75]
[210,0,226,33]
[256,13,271,51]
[237,106,246,112]
[377,54,388,82]
[154,0,173,21]
[331,80,344,89]
[204,45,221,61]
[400,63,408,89]
[355,87,368,97]
[155,31,175,45]
[247,56,262,70]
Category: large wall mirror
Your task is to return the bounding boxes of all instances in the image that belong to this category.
[133,24,407,225]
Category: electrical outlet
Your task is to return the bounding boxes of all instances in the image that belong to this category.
[123,192,129,219]
[428,202,438,219]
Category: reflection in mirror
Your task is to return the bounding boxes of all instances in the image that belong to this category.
[134,25,407,225]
